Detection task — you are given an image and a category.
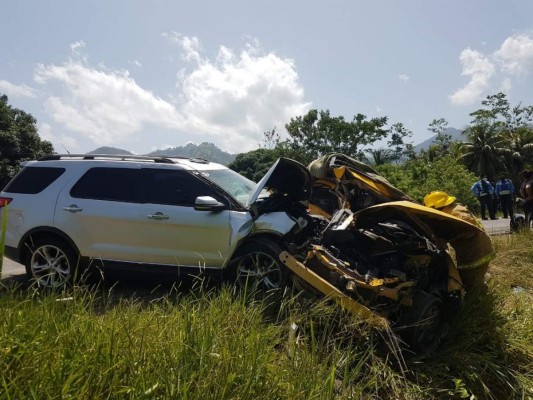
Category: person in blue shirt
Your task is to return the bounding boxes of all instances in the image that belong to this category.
[495,175,515,219]
[471,176,496,220]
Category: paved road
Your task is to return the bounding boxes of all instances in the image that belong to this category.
[1,257,26,282]
[480,217,512,235]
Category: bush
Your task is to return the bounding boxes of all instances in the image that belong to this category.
[377,155,480,212]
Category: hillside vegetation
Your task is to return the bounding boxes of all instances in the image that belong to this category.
[87,142,236,165]
[1,233,531,399]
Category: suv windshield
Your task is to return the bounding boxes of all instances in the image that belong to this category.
[200,169,256,207]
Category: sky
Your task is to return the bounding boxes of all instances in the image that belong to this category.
[1,0,533,155]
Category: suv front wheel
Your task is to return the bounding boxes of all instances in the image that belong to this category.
[231,240,289,291]
[25,238,77,289]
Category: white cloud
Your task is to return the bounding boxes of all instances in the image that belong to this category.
[494,34,533,76]
[129,60,143,68]
[34,61,182,145]
[38,122,81,152]
[398,74,410,82]
[500,77,512,93]
[38,123,54,141]
[450,34,533,106]
[173,36,310,152]
[162,32,202,62]
[32,37,309,153]
[70,41,85,53]
[60,136,81,152]
[0,80,37,98]
[449,48,495,106]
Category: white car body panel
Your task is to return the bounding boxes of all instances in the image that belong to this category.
[138,203,232,267]
[252,212,297,236]
[53,165,147,262]
[1,155,302,274]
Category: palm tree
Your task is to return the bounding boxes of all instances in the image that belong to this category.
[500,126,533,185]
[365,148,395,166]
[460,123,509,181]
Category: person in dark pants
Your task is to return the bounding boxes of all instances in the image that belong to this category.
[495,175,514,219]
[471,176,496,220]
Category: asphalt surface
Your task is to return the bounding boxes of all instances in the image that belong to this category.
[0,218,513,284]
[480,217,512,236]
[1,257,26,281]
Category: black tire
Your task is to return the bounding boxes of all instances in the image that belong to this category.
[25,238,78,289]
[397,291,445,354]
[230,240,289,292]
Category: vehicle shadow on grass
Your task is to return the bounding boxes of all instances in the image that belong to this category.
[0,266,225,307]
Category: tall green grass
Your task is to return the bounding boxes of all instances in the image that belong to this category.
[1,233,532,399]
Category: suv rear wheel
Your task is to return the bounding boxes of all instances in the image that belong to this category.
[232,240,288,291]
[25,238,77,289]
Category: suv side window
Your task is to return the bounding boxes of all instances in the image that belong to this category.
[145,169,222,207]
[3,167,65,194]
[71,167,141,202]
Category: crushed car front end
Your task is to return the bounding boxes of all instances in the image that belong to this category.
[243,153,494,352]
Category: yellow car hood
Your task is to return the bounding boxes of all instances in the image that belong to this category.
[353,201,495,268]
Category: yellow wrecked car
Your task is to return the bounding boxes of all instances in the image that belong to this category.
[247,153,494,353]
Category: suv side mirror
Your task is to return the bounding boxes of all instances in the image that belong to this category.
[194,196,227,212]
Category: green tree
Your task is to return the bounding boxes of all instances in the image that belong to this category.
[425,118,452,160]
[470,92,511,125]
[260,127,281,150]
[469,91,533,129]
[387,122,415,163]
[377,155,479,212]
[284,109,389,165]
[364,148,395,166]
[227,148,280,182]
[504,126,533,177]
[460,123,508,181]
[464,92,533,185]
[0,94,54,188]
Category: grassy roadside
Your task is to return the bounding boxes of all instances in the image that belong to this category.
[1,234,532,399]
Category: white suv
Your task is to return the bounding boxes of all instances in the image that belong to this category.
[0,154,312,288]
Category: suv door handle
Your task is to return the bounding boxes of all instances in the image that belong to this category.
[147,212,169,220]
[63,205,83,213]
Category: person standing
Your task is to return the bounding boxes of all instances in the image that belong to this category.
[519,170,533,226]
[423,191,484,229]
[471,176,496,220]
[423,191,494,291]
[495,175,515,219]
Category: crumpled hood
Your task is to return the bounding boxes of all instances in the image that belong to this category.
[247,158,312,208]
[352,201,495,267]
[308,153,414,203]
[352,201,484,239]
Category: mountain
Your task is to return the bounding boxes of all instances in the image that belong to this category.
[146,142,235,165]
[88,142,236,165]
[414,127,464,152]
[88,146,133,155]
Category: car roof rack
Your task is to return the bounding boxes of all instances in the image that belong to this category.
[38,154,176,164]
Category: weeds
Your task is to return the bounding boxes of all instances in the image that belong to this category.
[1,232,532,399]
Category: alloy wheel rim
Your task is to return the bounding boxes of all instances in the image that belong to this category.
[30,245,70,288]
[236,251,283,290]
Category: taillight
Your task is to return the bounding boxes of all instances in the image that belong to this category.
[0,197,12,207]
